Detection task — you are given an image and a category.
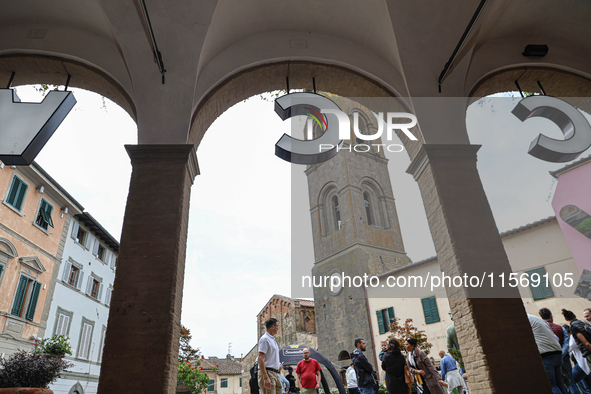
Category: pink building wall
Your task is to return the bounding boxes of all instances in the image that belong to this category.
[551,159,591,274]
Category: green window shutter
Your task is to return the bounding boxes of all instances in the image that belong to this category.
[429,297,440,323]
[208,380,215,391]
[7,177,20,205]
[7,177,28,210]
[387,307,395,330]
[221,378,228,388]
[25,281,41,321]
[376,310,386,334]
[421,297,432,324]
[44,203,54,228]
[11,276,29,316]
[15,181,28,210]
[526,267,554,301]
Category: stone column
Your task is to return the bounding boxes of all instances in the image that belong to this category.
[407,144,551,394]
[98,145,199,394]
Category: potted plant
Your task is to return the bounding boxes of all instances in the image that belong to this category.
[0,349,73,393]
[32,335,73,357]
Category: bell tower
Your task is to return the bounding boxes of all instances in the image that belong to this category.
[306,95,410,368]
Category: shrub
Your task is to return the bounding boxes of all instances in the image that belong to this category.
[0,350,73,388]
[33,335,73,356]
[177,360,209,394]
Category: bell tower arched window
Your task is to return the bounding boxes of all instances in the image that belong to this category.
[364,192,373,226]
[332,196,341,230]
[353,111,369,145]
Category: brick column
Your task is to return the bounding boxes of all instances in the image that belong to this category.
[98,145,199,394]
[407,144,551,394]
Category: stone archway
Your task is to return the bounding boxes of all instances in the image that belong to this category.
[470,66,591,99]
[0,54,136,121]
[189,61,396,148]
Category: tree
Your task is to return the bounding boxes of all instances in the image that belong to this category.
[179,325,200,363]
[388,318,433,355]
[177,325,209,394]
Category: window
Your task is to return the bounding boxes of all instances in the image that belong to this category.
[54,308,73,336]
[105,287,113,306]
[77,318,94,359]
[61,260,84,290]
[76,227,87,245]
[221,378,228,388]
[67,265,79,286]
[421,296,440,324]
[364,192,373,226]
[354,111,369,145]
[85,275,104,301]
[208,380,215,391]
[35,199,54,230]
[239,378,242,387]
[92,238,105,260]
[0,238,17,287]
[5,175,28,211]
[376,307,395,334]
[332,196,341,231]
[11,275,41,321]
[98,325,107,362]
[525,267,555,301]
[91,279,100,298]
[97,244,105,261]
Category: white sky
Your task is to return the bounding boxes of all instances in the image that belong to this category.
[13,86,581,359]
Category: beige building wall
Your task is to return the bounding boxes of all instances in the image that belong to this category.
[0,164,81,355]
[367,218,590,380]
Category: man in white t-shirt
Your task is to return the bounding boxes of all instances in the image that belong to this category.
[258,318,282,394]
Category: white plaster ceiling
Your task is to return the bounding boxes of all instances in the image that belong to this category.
[0,0,590,143]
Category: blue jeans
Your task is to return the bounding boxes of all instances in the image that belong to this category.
[543,353,567,394]
[573,363,591,393]
[564,355,581,394]
[359,386,373,394]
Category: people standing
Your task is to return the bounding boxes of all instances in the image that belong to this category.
[438,351,464,394]
[381,337,408,394]
[280,365,290,394]
[528,313,567,394]
[563,309,591,370]
[404,338,444,394]
[351,338,377,394]
[539,308,579,394]
[250,361,260,394]
[564,324,591,394]
[258,318,282,394]
[296,348,321,394]
[346,363,359,394]
[286,368,297,393]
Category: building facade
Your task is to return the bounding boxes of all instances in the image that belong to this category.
[201,356,243,394]
[0,162,83,357]
[45,212,118,394]
[256,294,317,349]
[367,216,589,381]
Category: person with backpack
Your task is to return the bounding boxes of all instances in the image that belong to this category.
[351,338,377,394]
[251,361,261,394]
[563,309,591,370]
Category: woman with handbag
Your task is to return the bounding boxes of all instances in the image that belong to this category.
[381,338,410,394]
[404,338,445,394]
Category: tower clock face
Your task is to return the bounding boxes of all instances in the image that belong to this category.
[329,271,342,296]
